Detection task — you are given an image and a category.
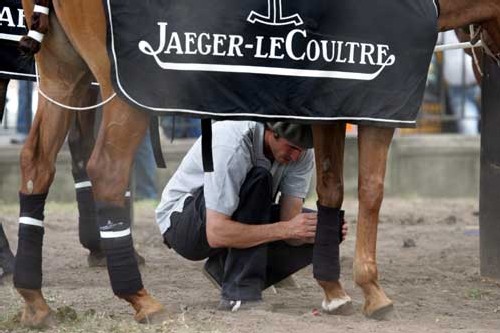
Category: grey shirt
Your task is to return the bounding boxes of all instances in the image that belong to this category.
[155,121,314,235]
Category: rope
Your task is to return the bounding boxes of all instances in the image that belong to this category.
[470,25,484,77]
[35,64,116,111]
[434,41,482,52]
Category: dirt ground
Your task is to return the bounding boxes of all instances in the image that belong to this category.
[0,198,499,333]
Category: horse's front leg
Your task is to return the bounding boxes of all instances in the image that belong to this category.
[312,123,352,314]
[14,2,96,326]
[355,125,394,319]
[15,95,77,328]
[86,99,164,323]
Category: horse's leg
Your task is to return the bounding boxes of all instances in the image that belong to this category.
[68,102,146,268]
[0,78,9,123]
[66,94,104,265]
[86,100,164,323]
[46,0,164,321]
[312,123,352,314]
[15,3,94,327]
[354,125,395,319]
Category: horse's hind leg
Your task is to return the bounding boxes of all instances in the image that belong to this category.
[14,8,94,328]
[0,78,9,123]
[66,91,105,265]
[312,123,352,314]
[354,125,394,319]
[86,99,164,323]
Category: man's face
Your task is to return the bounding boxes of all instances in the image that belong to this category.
[269,134,304,164]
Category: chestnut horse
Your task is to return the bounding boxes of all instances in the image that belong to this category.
[14,0,500,327]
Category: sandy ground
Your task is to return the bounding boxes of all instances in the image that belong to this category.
[0,198,499,333]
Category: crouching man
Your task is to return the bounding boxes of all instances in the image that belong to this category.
[155,121,346,311]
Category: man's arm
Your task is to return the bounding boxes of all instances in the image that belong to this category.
[206,208,317,249]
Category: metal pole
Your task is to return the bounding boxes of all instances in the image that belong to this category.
[479,56,500,279]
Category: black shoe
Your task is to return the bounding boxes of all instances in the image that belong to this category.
[217,299,269,312]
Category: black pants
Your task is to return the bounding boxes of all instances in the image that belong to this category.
[164,167,313,301]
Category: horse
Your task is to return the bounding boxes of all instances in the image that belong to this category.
[13,0,500,327]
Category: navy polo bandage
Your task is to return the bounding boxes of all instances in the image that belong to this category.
[33,5,50,15]
[14,192,48,289]
[313,203,341,281]
[75,179,100,252]
[97,202,143,295]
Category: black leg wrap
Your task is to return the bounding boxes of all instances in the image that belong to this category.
[339,209,345,244]
[97,202,143,295]
[19,192,47,221]
[0,223,12,251]
[0,223,15,275]
[76,183,100,252]
[14,192,48,289]
[313,203,341,281]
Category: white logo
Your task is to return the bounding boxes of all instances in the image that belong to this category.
[247,0,303,26]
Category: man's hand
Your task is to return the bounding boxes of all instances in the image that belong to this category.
[286,212,317,242]
[287,213,348,246]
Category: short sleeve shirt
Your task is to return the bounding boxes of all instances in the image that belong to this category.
[155,121,314,235]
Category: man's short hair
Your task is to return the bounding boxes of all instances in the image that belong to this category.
[267,122,313,149]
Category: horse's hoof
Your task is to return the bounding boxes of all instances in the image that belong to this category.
[119,288,165,324]
[20,305,55,328]
[17,288,55,327]
[364,302,394,320]
[135,306,167,324]
[321,296,354,315]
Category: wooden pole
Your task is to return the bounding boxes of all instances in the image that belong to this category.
[479,56,500,279]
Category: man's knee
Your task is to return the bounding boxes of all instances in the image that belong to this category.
[163,229,209,261]
[233,167,273,224]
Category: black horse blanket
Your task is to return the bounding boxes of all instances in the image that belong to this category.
[0,0,35,81]
[105,0,438,127]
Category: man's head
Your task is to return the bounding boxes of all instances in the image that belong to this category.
[265,122,313,164]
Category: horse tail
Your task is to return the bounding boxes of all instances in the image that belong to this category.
[19,0,52,57]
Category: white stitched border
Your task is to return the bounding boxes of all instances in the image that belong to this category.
[0,33,22,42]
[33,5,49,15]
[100,228,131,239]
[27,30,44,43]
[19,216,44,228]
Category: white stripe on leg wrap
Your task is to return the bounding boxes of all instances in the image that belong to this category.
[19,216,44,228]
[75,181,92,189]
[100,228,131,239]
